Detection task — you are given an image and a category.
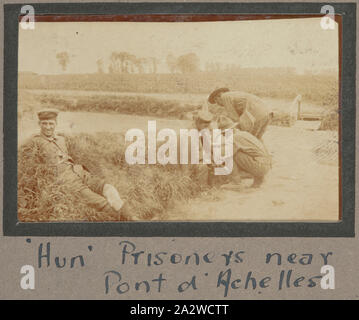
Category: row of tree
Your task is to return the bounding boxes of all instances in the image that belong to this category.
[56,51,203,74]
[105,52,202,74]
[106,52,159,74]
[56,50,259,74]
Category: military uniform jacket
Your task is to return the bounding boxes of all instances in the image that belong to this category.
[221,91,270,133]
[26,133,73,170]
[232,128,270,159]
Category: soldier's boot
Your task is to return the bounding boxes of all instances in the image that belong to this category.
[251,175,265,188]
[238,171,253,180]
[103,184,124,211]
[102,184,139,221]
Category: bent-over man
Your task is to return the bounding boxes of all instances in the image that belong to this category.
[24,108,134,220]
[208,88,272,139]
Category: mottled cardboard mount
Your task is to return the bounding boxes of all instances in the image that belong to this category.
[0,0,358,300]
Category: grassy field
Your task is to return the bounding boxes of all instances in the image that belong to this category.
[19,71,339,107]
[34,92,202,119]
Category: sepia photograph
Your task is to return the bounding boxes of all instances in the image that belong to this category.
[17,16,340,223]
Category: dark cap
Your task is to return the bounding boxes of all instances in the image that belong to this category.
[208,87,230,104]
[37,108,59,121]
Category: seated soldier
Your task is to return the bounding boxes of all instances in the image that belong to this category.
[208,88,272,140]
[24,108,134,220]
[217,115,272,188]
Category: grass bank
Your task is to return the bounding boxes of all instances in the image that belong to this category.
[18,132,211,222]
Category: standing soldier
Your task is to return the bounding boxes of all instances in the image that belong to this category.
[24,108,134,220]
[208,88,272,139]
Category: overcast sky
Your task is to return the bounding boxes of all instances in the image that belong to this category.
[18,17,339,74]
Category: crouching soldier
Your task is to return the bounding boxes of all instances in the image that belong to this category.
[25,108,135,220]
[218,116,272,188]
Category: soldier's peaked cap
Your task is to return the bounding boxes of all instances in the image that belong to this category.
[37,108,59,120]
[208,87,230,104]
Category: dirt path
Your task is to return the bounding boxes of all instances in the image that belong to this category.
[168,125,339,221]
[19,111,339,221]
